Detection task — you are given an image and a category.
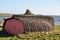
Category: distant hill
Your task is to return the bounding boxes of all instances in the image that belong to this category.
[0,13,60,25]
[0,13,13,17]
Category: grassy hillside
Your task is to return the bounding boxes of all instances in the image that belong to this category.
[54,25,60,32]
[0,25,60,40]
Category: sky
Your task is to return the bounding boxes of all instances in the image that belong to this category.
[0,0,60,15]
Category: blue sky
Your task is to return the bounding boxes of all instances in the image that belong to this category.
[0,0,60,15]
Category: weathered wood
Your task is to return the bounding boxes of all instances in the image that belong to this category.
[3,9,54,34]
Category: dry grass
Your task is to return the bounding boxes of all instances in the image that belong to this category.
[0,25,60,40]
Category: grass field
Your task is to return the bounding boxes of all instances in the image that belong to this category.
[0,25,60,40]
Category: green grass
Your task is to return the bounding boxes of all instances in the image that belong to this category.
[0,25,60,40]
[54,25,60,30]
[54,25,60,33]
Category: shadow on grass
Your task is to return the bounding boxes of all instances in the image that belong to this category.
[0,30,14,37]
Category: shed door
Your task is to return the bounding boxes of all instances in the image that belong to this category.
[4,18,24,35]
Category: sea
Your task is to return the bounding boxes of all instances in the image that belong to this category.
[0,16,60,25]
[52,16,60,25]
